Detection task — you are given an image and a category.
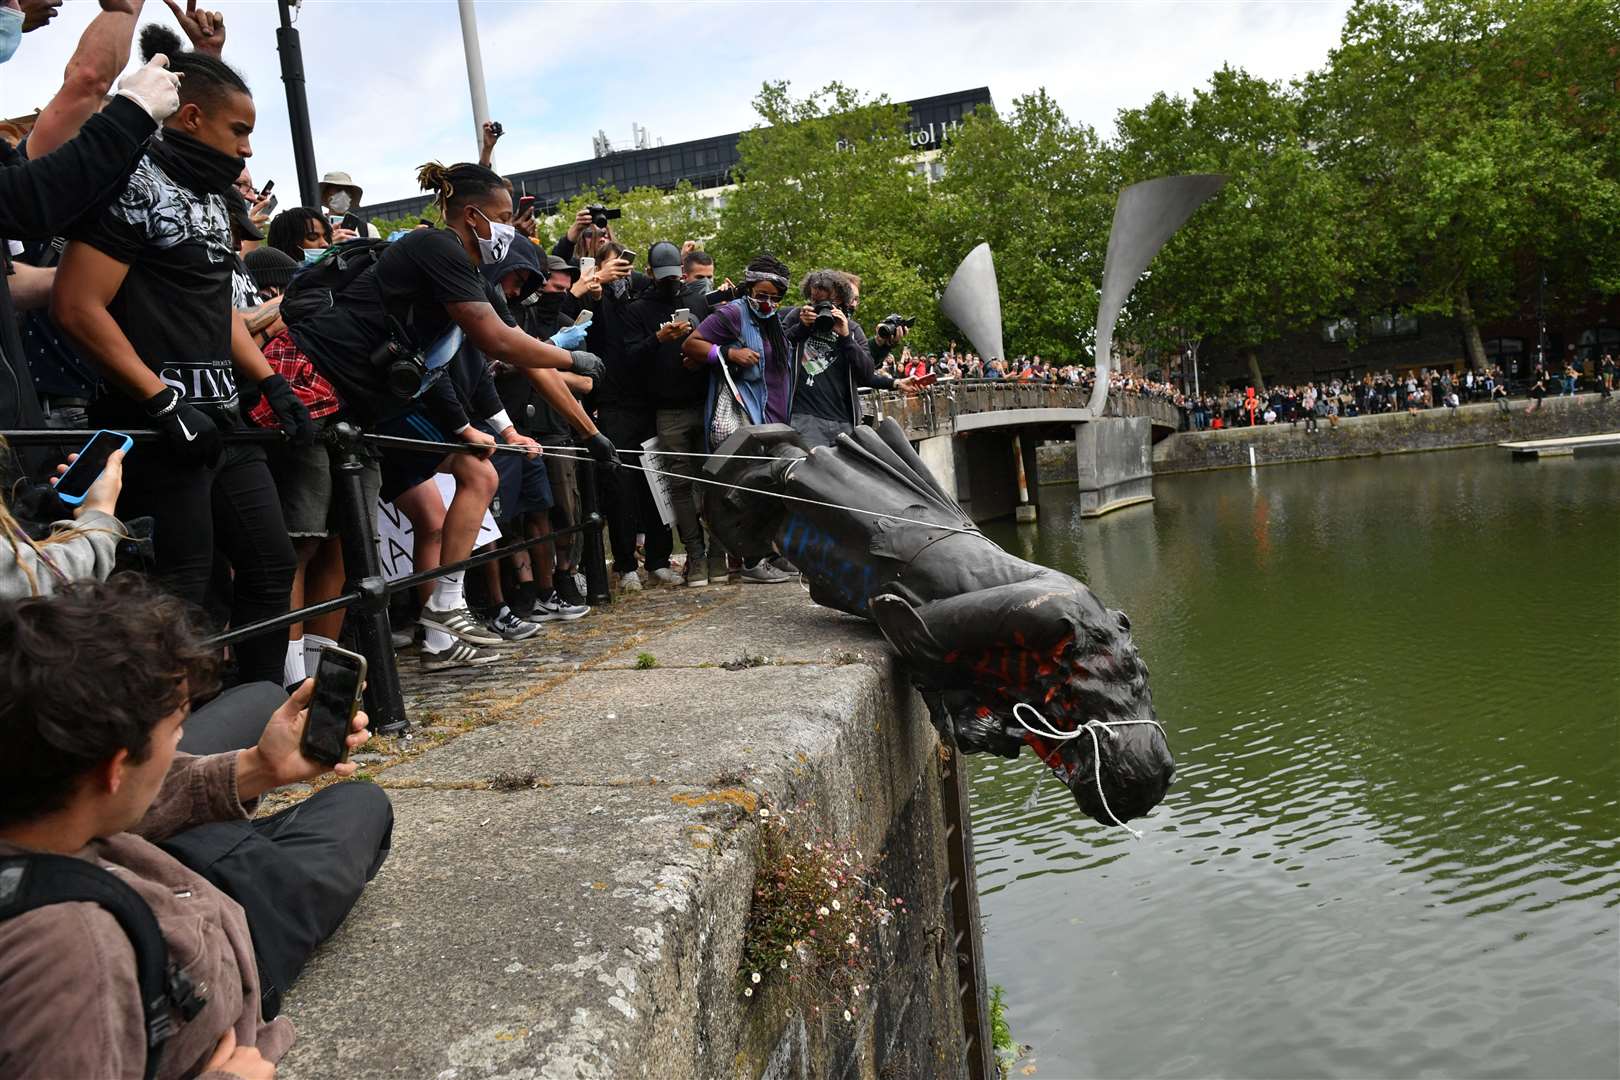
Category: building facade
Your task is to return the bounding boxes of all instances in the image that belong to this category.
[360,87,993,222]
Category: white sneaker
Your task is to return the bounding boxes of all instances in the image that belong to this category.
[650,567,683,586]
[534,589,590,622]
[420,603,504,646]
[619,570,643,593]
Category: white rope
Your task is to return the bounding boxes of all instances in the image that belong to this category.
[547,449,985,538]
[533,444,783,462]
[1011,703,1167,840]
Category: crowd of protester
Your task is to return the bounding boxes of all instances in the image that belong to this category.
[875,346,1619,432]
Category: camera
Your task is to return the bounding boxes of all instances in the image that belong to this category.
[876,314,915,340]
[585,204,622,229]
[813,300,838,334]
[378,336,431,399]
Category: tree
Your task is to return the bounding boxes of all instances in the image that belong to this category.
[710,82,941,346]
[929,90,1114,361]
[1109,66,1364,390]
[1301,0,1620,369]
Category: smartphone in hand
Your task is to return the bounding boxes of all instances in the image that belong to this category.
[573,309,594,327]
[913,372,939,388]
[53,430,132,506]
[300,646,367,767]
[618,249,637,266]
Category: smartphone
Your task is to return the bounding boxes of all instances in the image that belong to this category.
[53,430,133,506]
[672,307,695,328]
[518,194,536,215]
[578,256,596,278]
[259,179,275,196]
[300,645,367,767]
[573,308,594,327]
[260,193,278,215]
[913,371,938,388]
[618,249,637,266]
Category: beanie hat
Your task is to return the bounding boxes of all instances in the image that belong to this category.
[244,245,299,293]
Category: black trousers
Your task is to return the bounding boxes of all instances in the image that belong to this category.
[118,440,296,686]
[167,682,393,1020]
[596,405,672,574]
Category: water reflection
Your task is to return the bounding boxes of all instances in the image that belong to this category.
[972,449,1620,1079]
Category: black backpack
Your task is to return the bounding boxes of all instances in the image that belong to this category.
[279,236,393,329]
[0,854,207,1080]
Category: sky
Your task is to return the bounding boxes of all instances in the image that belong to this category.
[1,0,1353,208]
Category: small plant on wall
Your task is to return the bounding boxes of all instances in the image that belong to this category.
[738,804,905,1022]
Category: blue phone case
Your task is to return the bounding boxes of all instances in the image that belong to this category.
[55,431,133,507]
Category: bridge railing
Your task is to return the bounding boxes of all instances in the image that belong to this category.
[859,380,1182,439]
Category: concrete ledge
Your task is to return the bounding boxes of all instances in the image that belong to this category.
[277,587,966,1080]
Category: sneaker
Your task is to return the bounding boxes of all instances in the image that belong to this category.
[420,603,504,646]
[390,625,415,650]
[650,567,683,586]
[555,573,588,608]
[769,555,798,574]
[488,606,542,642]
[685,564,709,587]
[534,588,590,622]
[421,640,503,672]
[619,570,643,593]
[708,556,731,583]
[740,561,796,585]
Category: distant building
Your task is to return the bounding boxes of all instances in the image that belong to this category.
[359,87,994,222]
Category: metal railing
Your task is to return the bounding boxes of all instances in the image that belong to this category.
[2,423,613,737]
[859,380,1183,439]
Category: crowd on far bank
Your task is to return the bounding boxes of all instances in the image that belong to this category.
[874,348,1619,432]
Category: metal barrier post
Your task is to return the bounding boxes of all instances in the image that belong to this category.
[577,457,612,607]
[330,423,409,736]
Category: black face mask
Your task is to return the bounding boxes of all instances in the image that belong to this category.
[147,127,247,197]
[533,291,566,319]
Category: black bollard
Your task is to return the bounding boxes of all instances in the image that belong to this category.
[330,423,409,735]
[576,457,612,607]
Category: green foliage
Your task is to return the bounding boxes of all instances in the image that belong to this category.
[1109,66,1363,369]
[739,807,902,1021]
[712,82,941,347]
[552,182,717,267]
[634,652,659,670]
[931,91,1113,359]
[371,202,443,238]
[1298,0,1620,366]
[989,984,1016,1075]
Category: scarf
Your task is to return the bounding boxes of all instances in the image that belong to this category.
[147,128,247,199]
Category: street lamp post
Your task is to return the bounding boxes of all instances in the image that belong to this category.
[457,0,492,165]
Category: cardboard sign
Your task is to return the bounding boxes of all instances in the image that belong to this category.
[376,474,501,582]
[641,436,676,527]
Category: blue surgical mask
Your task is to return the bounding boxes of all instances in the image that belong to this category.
[303,247,326,265]
[0,8,24,65]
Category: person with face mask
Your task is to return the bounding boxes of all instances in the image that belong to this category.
[287,161,615,670]
[0,23,182,441]
[52,26,311,690]
[682,253,797,584]
[318,169,375,239]
[623,241,719,586]
[265,206,332,264]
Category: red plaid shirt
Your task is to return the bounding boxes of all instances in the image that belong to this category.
[249,330,342,428]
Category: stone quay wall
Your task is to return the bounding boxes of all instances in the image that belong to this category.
[278,586,970,1080]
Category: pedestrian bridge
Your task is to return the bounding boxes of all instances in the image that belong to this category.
[859,381,1182,521]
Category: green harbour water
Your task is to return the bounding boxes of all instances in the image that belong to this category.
[972,447,1620,1079]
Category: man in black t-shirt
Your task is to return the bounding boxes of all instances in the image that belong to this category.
[53,45,312,688]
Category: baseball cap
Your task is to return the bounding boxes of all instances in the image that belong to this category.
[647,241,682,281]
[545,254,579,278]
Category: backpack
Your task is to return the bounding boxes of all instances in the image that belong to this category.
[0,853,207,1080]
[278,237,393,330]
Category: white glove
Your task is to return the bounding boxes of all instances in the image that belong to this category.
[115,54,182,123]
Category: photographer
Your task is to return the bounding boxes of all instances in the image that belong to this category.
[287,161,614,664]
[52,29,309,688]
[782,269,917,448]
[622,241,711,586]
[681,253,797,585]
[0,577,391,1079]
[317,169,373,240]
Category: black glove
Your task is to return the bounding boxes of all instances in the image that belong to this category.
[144,386,222,467]
[568,350,606,384]
[584,431,618,469]
[260,374,316,446]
